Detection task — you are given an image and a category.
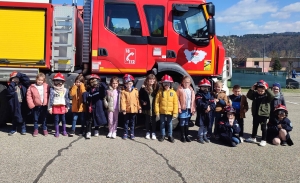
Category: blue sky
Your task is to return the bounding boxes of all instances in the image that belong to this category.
[53,0,300,36]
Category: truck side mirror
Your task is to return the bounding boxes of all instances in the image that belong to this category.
[173,4,189,12]
[206,3,215,16]
[207,18,215,35]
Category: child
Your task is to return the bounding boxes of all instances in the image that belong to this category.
[176,76,195,143]
[218,106,241,147]
[121,74,141,140]
[27,73,49,137]
[229,85,248,142]
[270,83,286,120]
[7,71,31,135]
[211,80,230,139]
[154,74,178,143]
[69,74,86,137]
[267,105,293,146]
[139,74,158,140]
[48,73,70,137]
[195,78,215,144]
[104,76,120,139]
[246,80,274,146]
[84,74,107,139]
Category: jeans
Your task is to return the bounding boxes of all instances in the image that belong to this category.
[236,114,244,137]
[198,118,207,137]
[232,137,240,144]
[145,115,156,133]
[72,112,85,131]
[124,113,136,135]
[160,114,173,136]
[54,114,66,126]
[252,115,267,141]
[179,118,189,126]
[32,106,47,130]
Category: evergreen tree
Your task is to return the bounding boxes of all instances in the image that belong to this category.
[271,59,282,71]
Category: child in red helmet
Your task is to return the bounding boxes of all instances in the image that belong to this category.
[267,105,293,146]
[27,72,50,137]
[120,74,141,140]
[195,78,215,144]
[218,106,241,147]
[83,74,107,139]
[154,74,178,143]
[245,80,274,146]
[7,71,31,135]
[48,73,70,137]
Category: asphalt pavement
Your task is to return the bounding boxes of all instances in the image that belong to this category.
[0,93,299,183]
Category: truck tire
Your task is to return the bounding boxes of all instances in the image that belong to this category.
[0,84,8,127]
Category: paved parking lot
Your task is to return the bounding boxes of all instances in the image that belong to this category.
[0,93,299,183]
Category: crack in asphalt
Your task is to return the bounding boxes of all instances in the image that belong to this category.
[33,136,82,183]
[134,140,187,183]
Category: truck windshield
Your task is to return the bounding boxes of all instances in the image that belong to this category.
[173,7,207,40]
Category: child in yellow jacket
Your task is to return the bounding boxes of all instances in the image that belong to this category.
[155,74,178,143]
[120,74,141,140]
[69,74,86,136]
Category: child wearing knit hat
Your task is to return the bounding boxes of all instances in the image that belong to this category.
[270,83,286,120]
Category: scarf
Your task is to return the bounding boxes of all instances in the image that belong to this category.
[15,86,22,102]
[53,84,65,92]
[274,93,280,99]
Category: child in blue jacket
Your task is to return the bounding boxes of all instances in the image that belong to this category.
[8,71,31,135]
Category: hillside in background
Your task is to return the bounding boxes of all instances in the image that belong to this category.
[217,32,300,60]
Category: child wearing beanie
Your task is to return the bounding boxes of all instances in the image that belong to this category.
[270,83,286,120]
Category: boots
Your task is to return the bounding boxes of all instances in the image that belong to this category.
[203,134,210,143]
[198,135,204,144]
[62,124,67,136]
[184,125,191,142]
[180,126,186,143]
[55,125,59,137]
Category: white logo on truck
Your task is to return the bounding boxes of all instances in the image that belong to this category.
[184,49,207,64]
[124,48,136,64]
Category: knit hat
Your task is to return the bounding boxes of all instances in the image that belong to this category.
[272,83,281,91]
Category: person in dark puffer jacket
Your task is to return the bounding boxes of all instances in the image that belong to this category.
[270,83,285,120]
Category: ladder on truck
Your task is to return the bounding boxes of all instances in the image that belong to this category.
[82,0,91,64]
[51,5,77,72]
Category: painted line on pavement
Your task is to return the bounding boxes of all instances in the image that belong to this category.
[286,101,300,105]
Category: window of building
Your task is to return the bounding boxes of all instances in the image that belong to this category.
[105,3,142,36]
[254,61,259,66]
[144,5,165,37]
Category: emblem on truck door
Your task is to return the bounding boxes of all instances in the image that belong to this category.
[124,48,136,64]
[184,49,207,64]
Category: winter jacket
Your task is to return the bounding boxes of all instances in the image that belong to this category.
[27,83,49,109]
[48,87,70,112]
[69,83,86,112]
[270,93,285,119]
[267,117,293,146]
[7,72,31,123]
[229,94,249,118]
[154,88,178,117]
[121,87,141,113]
[104,86,121,112]
[139,85,159,111]
[218,118,241,145]
[176,85,195,113]
[83,82,107,126]
[212,90,229,112]
[246,88,275,117]
[195,90,215,127]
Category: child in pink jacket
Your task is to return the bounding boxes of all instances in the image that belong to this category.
[27,73,50,137]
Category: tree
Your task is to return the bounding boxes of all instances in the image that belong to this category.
[271,59,282,72]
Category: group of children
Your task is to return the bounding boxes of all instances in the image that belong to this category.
[6,71,293,146]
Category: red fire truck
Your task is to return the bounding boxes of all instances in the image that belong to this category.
[0,0,232,126]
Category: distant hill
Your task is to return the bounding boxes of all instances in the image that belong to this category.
[217,32,300,59]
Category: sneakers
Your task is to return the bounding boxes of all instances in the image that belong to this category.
[239,137,244,143]
[69,130,75,137]
[130,134,135,140]
[168,136,175,143]
[203,135,210,143]
[111,132,117,139]
[145,132,150,139]
[122,134,128,140]
[94,130,99,137]
[231,142,237,147]
[151,133,156,140]
[33,129,39,137]
[43,130,48,136]
[86,132,91,139]
[281,141,287,146]
[158,135,165,142]
[198,137,204,144]
[245,137,257,143]
[107,132,112,138]
[62,131,68,136]
[8,130,17,136]
[259,140,267,147]
[21,131,26,135]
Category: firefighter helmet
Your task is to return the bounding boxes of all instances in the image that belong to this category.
[198,78,211,87]
[9,71,18,79]
[53,73,65,81]
[224,106,236,113]
[257,80,269,89]
[123,74,134,83]
[161,74,173,83]
[89,74,100,80]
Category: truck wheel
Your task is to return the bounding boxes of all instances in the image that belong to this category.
[0,84,8,127]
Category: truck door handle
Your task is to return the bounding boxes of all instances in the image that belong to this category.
[98,48,108,56]
[166,50,176,58]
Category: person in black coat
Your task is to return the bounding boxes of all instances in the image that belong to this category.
[7,71,30,135]
[195,78,215,144]
[267,104,293,146]
[83,74,107,139]
[270,83,286,120]
[218,106,241,147]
